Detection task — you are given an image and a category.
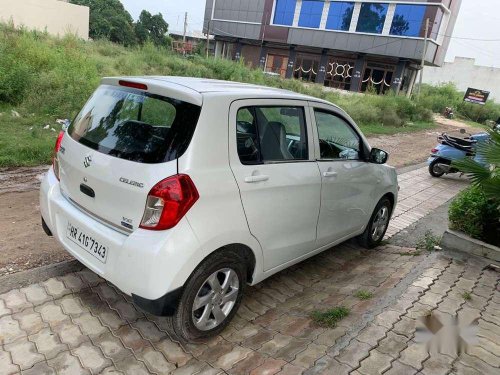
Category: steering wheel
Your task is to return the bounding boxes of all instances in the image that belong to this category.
[319,139,336,159]
[245,136,260,159]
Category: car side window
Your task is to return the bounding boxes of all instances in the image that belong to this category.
[236,106,308,165]
[314,110,361,160]
[236,108,260,164]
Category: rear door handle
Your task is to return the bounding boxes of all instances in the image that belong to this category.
[323,171,338,178]
[244,175,269,183]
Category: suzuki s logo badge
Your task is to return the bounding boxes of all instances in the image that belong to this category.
[83,155,92,168]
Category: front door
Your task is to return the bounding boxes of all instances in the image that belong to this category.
[309,105,376,246]
[229,100,321,271]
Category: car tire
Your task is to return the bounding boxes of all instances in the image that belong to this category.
[429,158,447,178]
[357,197,393,249]
[166,249,247,342]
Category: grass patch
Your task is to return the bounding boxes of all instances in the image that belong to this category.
[354,290,373,300]
[461,291,472,301]
[0,105,59,167]
[416,230,442,252]
[311,306,350,328]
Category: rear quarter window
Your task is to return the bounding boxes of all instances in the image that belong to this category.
[68,85,201,163]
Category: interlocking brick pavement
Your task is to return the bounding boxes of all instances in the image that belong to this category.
[0,168,498,374]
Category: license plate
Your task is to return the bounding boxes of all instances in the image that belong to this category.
[66,222,108,263]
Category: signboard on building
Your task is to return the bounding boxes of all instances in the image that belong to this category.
[463,88,490,105]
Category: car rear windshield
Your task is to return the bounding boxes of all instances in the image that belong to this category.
[68,85,201,163]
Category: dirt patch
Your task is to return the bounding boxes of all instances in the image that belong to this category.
[368,116,485,168]
[0,165,49,194]
[0,189,71,277]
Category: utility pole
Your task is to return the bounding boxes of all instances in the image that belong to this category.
[183,12,188,54]
[417,18,430,99]
[206,20,211,59]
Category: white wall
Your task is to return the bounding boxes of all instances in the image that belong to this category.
[0,0,89,40]
[423,57,500,103]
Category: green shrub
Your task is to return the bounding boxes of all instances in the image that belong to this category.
[449,186,500,243]
[418,82,500,124]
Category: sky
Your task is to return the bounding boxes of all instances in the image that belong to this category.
[120,0,500,68]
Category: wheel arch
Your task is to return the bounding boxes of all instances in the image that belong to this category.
[382,192,395,214]
[185,243,258,287]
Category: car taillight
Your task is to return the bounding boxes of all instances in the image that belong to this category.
[140,174,199,231]
[53,131,65,181]
[431,148,438,154]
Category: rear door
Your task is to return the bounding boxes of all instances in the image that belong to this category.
[229,99,321,271]
[58,82,202,233]
[309,104,377,246]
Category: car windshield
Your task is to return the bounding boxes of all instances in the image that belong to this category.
[68,85,201,163]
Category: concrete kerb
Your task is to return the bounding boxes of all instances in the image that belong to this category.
[441,229,500,264]
[0,259,83,294]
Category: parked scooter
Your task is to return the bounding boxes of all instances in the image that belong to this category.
[428,128,490,178]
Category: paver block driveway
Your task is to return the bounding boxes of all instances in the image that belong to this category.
[1,167,498,374]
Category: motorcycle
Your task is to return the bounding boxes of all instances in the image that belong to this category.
[428,128,490,178]
[444,107,454,119]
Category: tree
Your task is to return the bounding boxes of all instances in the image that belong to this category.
[390,15,410,36]
[341,5,354,31]
[135,11,170,47]
[358,4,387,34]
[70,0,137,46]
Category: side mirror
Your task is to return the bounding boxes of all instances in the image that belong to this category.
[369,148,389,164]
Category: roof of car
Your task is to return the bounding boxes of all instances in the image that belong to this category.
[106,76,335,106]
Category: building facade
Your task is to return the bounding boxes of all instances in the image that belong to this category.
[0,0,89,40]
[204,0,462,95]
[424,57,500,103]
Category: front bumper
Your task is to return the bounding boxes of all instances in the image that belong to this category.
[427,156,438,165]
[39,167,200,307]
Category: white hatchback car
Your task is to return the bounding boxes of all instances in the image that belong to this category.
[40,77,398,341]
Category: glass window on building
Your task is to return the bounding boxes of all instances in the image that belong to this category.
[293,56,320,82]
[324,58,355,90]
[273,0,297,26]
[430,7,444,40]
[356,3,389,34]
[265,54,289,78]
[390,5,444,39]
[326,1,354,31]
[298,0,324,28]
[361,63,395,95]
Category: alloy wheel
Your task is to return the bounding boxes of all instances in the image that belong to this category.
[192,268,240,331]
[371,205,389,242]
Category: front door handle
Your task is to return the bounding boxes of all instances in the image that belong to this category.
[323,171,338,178]
[244,175,269,183]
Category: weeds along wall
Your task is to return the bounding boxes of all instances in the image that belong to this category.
[0,25,438,127]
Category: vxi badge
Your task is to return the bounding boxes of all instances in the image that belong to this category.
[119,177,144,188]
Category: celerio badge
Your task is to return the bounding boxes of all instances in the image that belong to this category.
[119,177,144,188]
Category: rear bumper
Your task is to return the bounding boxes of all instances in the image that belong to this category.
[132,287,183,316]
[39,167,201,308]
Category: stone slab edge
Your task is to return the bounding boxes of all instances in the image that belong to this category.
[0,259,84,294]
[441,229,500,263]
